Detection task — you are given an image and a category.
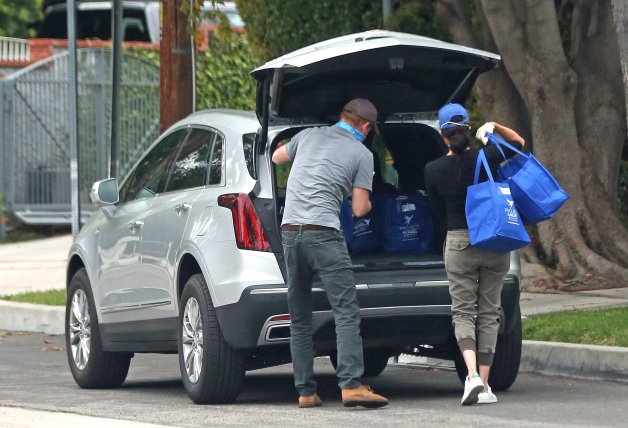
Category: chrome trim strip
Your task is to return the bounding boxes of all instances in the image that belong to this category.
[250,287,326,295]
[101,300,171,314]
[415,280,450,287]
[251,283,388,295]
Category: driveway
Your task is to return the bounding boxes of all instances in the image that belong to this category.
[0,331,625,427]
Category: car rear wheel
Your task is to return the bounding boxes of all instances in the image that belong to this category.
[453,310,522,391]
[330,347,391,378]
[178,273,246,404]
[65,268,131,388]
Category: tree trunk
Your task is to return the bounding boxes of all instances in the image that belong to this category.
[435,0,530,143]
[473,0,628,291]
[160,0,194,133]
[572,0,625,202]
[611,0,628,140]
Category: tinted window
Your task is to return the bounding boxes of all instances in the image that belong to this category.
[119,129,187,203]
[242,133,256,179]
[38,8,150,41]
[208,134,224,185]
[165,129,214,192]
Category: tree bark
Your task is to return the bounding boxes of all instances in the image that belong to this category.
[160,0,194,133]
[611,0,628,140]
[435,0,530,143]
[475,0,628,291]
[572,0,625,201]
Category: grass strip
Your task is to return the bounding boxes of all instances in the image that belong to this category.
[0,289,66,306]
[522,306,628,347]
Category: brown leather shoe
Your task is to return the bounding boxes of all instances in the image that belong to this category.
[342,385,389,408]
[298,394,322,408]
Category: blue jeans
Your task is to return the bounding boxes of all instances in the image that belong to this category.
[281,229,363,396]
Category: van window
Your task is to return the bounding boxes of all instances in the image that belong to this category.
[38,8,151,42]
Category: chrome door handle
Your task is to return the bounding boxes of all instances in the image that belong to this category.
[127,220,144,231]
[175,203,191,215]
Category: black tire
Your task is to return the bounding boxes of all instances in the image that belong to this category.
[178,274,246,404]
[453,310,522,392]
[330,348,391,378]
[65,268,131,388]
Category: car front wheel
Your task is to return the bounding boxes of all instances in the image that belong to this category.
[178,274,246,404]
[65,268,131,388]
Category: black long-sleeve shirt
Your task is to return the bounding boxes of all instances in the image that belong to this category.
[424,142,523,234]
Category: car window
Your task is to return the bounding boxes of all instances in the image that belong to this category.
[119,129,188,203]
[38,8,151,42]
[208,134,224,186]
[242,133,256,179]
[164,128,215,192]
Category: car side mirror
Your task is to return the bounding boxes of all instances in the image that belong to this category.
[90,178,119,207]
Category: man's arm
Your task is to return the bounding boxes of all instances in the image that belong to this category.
[272,145,292,165]
[351,187,372,217]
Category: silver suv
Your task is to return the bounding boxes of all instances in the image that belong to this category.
[66,30,522,404]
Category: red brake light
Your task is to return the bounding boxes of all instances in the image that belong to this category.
[218,193,272,252]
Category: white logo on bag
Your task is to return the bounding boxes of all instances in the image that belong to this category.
[404,215,414,226]
[354,218,372,235]
[504,199,519,224]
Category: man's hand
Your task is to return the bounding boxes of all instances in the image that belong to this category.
[475,122,495,145]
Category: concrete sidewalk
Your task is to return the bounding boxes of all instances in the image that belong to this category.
[1,234,628,384]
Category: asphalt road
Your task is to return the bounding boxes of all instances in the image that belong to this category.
[0,332,625,427]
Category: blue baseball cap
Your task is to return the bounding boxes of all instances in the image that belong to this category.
[438,103,470,129]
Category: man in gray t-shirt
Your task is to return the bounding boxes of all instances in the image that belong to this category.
[272,98,388,409]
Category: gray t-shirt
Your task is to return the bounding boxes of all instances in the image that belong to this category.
[281,125,374,230]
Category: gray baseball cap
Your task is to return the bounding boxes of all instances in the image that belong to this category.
[343,98,380,134]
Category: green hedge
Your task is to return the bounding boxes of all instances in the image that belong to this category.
[128,32,257,111]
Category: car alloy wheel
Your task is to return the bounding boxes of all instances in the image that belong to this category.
[182,297,204,383]
[68,288,91,370]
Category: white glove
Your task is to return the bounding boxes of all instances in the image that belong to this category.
[475,122,495,145]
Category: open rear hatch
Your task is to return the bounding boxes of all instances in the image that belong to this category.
[252,31,500,270]
[252,30,500,132]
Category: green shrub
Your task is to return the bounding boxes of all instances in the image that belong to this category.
[195,32,257,111]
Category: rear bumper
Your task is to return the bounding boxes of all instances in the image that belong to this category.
[215,274,520,351]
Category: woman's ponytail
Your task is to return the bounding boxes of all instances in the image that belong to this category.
[442,126,471,155]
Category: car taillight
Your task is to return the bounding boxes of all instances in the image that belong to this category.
[217,193,272,252]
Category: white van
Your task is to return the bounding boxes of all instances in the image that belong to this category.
[36,1,241,43]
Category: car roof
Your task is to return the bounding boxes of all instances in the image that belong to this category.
[172,109,259,136]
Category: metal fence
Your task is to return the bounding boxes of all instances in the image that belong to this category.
[0,48,159,225]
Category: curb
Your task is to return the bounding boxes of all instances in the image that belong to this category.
[0,301,64,335]
[1,301,627,384]
[520,340,628,383]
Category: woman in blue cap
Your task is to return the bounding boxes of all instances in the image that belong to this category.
[424,103,525,406]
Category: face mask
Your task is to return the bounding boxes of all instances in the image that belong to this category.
[335,121,366,142]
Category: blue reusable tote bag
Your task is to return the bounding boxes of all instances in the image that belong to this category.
[487,133,569,224]
[380,193,433,253]
[340,195,382,254]
[466,149,531,252]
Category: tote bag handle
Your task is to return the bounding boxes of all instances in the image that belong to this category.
[473,149,495,185]
[486,132,526,160]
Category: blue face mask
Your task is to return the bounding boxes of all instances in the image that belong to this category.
[335,121,366,142]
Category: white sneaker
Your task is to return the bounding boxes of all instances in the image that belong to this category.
[478,387,498,404]
[461,373,484,405]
